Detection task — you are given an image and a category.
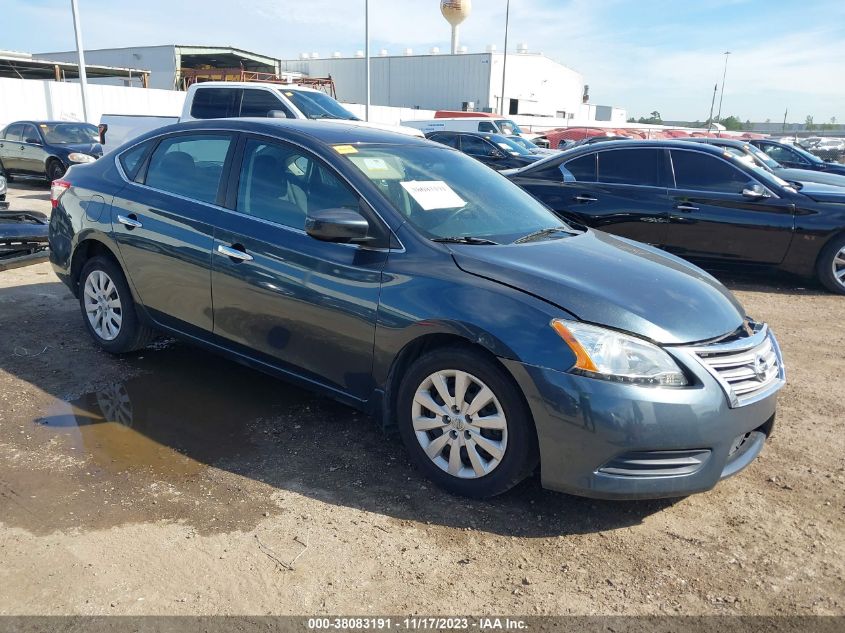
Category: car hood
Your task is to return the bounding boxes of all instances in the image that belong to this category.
[450,230,746,345]
[776,167,845,188]
[793,181,845,203]
[61,142,103,156]
[822,162,845,175]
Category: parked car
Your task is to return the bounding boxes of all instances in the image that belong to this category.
[0,121,101,182]
[426,131,543,170]
[0,173,7,209]
[507,140,845,294]
[748,139,845,175]
[506,135,557,155]
[99,81,423,152]
[49,119,784,499]
[683,137,845,188]
[402,116,527,137]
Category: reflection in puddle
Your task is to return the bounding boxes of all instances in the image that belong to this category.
[36,345,333,480]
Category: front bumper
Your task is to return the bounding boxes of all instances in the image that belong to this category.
[503,349,780,500]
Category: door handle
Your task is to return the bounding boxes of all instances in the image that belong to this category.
[574,194,598,203]
[116,214,142,229]
[674,203,699,212]
[216,244,253,262]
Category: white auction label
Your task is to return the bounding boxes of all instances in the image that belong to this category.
[399,180,466,211]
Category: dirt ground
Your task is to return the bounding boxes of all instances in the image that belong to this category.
[0,181,842,616]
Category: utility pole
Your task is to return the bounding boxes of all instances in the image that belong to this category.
[706,83,717,131]
[70,0,90,122]
[782,108,788,132]
[715,50,730,124]
[364,0,370,122]
[499,0,510,116]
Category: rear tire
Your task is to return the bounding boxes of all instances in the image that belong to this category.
[816,234,845,295]
[396,346,539,498]
[78,256,156,353]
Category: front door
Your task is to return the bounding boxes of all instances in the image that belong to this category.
[111,132,235,335]
[662,148,794,265]
[211,136,388,399]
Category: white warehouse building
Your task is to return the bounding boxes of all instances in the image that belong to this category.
[281,51,588,119]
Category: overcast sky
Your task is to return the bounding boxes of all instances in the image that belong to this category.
[5,0,843,122]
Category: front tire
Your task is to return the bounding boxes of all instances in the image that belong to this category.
[46,159,66,183]
[78,256,156,353]
[817,234,845,295]
[396,347,539,498]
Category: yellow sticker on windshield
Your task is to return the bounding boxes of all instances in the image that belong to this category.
[285,92,294,96]
[333,145,358,154]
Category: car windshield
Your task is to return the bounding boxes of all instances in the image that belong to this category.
[491,135,533,156]
[278,89,359,120]
[723,151,791,189]
[508,136,540,152]
[342,144,567,244]
[497,119,524,135]
[39,123,98,144]
[745,144,780,169]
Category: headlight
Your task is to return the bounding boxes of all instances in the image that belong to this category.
[68,153,96,163]
[0,175,6,192]
[551,319,688,387]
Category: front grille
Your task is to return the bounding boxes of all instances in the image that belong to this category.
[685,323,785,408]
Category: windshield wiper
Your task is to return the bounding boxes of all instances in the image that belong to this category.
[431,236,499,245]
[514,226,572,244]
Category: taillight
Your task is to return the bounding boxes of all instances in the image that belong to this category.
[51,179,71,209]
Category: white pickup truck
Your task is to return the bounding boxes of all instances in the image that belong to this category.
[99,81,422,152]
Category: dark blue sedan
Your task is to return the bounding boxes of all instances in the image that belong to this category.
[48,119,784,499]
[0,120,102,182]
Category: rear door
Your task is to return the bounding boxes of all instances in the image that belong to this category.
[210,135,389,399]
[662,148,794,265]
[514,147,672,245]
[111,132,235,336]
[19,123,48,176]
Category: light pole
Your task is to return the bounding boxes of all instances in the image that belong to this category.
[715,50,731,125]
[499,0,510,116]
[70,0,90,122]
[364,0,370,122]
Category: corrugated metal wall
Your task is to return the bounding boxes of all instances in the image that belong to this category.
[35,46,178,90]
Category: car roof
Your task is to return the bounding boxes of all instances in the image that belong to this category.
[683,137,749,148]
[189,81,321,93]
[4,120,93,126]
[134,117,432,148]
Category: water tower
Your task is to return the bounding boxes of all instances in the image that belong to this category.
[440,0,472,55]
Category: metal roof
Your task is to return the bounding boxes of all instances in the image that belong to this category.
[0,52,149,82]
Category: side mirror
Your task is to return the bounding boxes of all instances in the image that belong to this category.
[305,208,370,243]
[268,110,289,119]
[25,137,41,145]
[742,183,770,200]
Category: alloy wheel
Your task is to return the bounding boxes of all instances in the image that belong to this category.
[411,369,508,479]
[83,269,123,341]
[833,245,845,290]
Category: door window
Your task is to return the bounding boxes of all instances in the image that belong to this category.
[760,144,806,165]
[240,89,290,118]
[4,124,23,141]
[597,148,660,186]
[460,135,493,156]
[119,140,154,181]
[671,150,749,193]
[477,121,497,132]
[189,88,241,119]
[429,133,459,148]
[561,153,597,182]
[236,138,358,230]
[144,134,232,203]
[21,124,40,144]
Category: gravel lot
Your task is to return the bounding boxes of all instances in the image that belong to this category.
[0,181,842,616]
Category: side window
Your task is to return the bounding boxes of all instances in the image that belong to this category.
[597,149,661,186]
[189,88,241,119]
[236,138,357,230]
[145,134,232,203]
[477,121,497,132]
[240,89,289,118]
[430,133,459,149]
[119,140,153,181]
[762,144,805,164]
[671,150,749,193]
[4,124,23,141]
[562,153,597,182]
[460,135,492,156]
[21,124,40,143]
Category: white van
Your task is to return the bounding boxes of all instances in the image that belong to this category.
[402,117,526,137]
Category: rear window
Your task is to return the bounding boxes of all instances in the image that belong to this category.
[562,153,597,182]
[190,88,240,119]
[240,89,289,118]
[597,148,661,187]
